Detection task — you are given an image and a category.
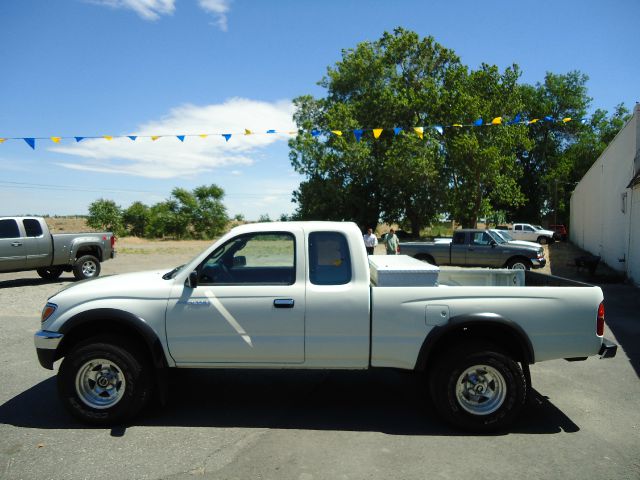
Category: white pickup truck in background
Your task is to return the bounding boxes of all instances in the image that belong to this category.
[504,223,557,244]
[34,222,616,431]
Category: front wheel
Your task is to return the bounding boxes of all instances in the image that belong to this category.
[537,236,548,245]
[58,338,152,425]
[507,257,532,270]
[37,266,63,280]
[73,255,101,280]
[429,345,527,431]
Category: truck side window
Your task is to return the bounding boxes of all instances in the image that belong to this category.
[0,219,20,239]
[23,219,43,237]
[452,232,465,245]
[515,225,522,231]
[199,232,295,285]
[472,232,491,245]
[309,232,352,285]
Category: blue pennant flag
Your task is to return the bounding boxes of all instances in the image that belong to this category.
[510,113,521,125]
[266,129,276,134]
[222,134,232,142]
[176,135,185,142]
[434,125,443,135]
[544,115,554,122]
[128,136,137,141]
[353,129,363,142]
[474,119,484,126]
[393,127,403,136]
[311,129,321,137]
[74,137,85,142]
[24,138,35,149]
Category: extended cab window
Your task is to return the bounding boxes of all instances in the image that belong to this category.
[198,232,295,285]
[452,232,466,245]
[0,219,20,239]
[309,232,352,285]
[23,219,43,237]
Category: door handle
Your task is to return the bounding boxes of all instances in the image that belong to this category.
[11,242,23,247]
[274,299,294,308]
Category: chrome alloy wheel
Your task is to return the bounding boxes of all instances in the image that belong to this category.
[81,259,98,277]
[510,262,527,270]
[75,359,126,409]
[455,365,507,415]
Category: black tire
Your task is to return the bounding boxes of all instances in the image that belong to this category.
[429,344,527,432]
[506,257,532,270]
[57,337,152,425]
[537,236,548,245]
[73,255,101,280]
[415,254,436,266]
[37,266,64,280]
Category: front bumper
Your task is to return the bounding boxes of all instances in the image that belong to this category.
[598,338,618,358]
[34,330,64,370]
[531,257,547,268]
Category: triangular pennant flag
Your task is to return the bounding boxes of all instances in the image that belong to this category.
[177,135,185,142]
[544,116,553,122]
[491,117,502,125]
[311,129,321,137]
[353,129,363,142]
[75,137,85,142]
[0,138,6,144]
[103,135,113,141]
[51,137,61,143]
[528,119,539,124]
[511,113,522,124]
[562,117,572,123]
[128,136,137,141]
[393,127,403,136]
[413,127,424,139]
[434,125,443,135]
[24,138,36,149]
[199,134,208,138]
[266,129,276,134]
[244,129,252,135]
[453,124,463,128]
[373,128,383,139]
[330,130,343,136]
[222,134,232,142]
[474,119,484,126]
[151,136,160,141]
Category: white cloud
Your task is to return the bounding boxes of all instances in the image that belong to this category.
[198,0,231,31]
[88,0,176,21]
[50,98,295,179]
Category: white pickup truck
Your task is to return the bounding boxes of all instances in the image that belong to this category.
[34,222,616,431]
[505,223,557,244]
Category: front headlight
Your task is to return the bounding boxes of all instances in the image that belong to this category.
[41,303,57,323]
[537,249,544,258]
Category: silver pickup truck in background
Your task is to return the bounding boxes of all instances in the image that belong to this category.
[400,229,546,270]
[0,216,115,280]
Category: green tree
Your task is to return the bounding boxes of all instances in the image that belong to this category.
[289,28,458,234]
[170,185,228,238]
[123,201,150,237]
[146,200,189,239]
[87,199,123,235]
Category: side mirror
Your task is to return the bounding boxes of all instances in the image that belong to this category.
[186,270,199,288]
[233,255,246,267]
[490,240,497,247]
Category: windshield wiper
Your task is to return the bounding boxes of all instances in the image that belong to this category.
[162,265,184,280]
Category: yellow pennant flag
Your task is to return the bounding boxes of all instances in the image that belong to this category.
[413,127,424,139]
[51,137,61,143]
[244,129,252,135]
[491,117,502,125]
[373,128,383,139]
[103,135,113,141]
[151,136,160,141]
[562,117,572,123]
[199,134,208,138]
[528,119,539,124]
[0,138,6,144]
[453,124,463,128]
[331,130,343,136]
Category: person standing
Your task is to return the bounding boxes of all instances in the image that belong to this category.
[363,227,378,255]
[384,228,399,255]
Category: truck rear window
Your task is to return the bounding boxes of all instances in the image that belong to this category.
[23,219,43,237]
[0,219,20,239]
[308,232,352,285]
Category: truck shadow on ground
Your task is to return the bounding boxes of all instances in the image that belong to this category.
[0,369,578,436]
[0,277,74,289]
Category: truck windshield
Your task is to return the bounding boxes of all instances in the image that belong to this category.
[496,230,514,241]
[490,231,507,244]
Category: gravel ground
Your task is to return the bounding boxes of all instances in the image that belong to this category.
[1,239,638,480]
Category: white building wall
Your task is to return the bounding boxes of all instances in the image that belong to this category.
[570,104,640,283]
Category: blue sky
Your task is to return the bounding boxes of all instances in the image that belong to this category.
[1,0,638,220]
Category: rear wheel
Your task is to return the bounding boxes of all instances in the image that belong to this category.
[58,338,152,425]
[37,266,63,280]
[507,257,532,270]
[73,255,101,280]
[429,344,527,431]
